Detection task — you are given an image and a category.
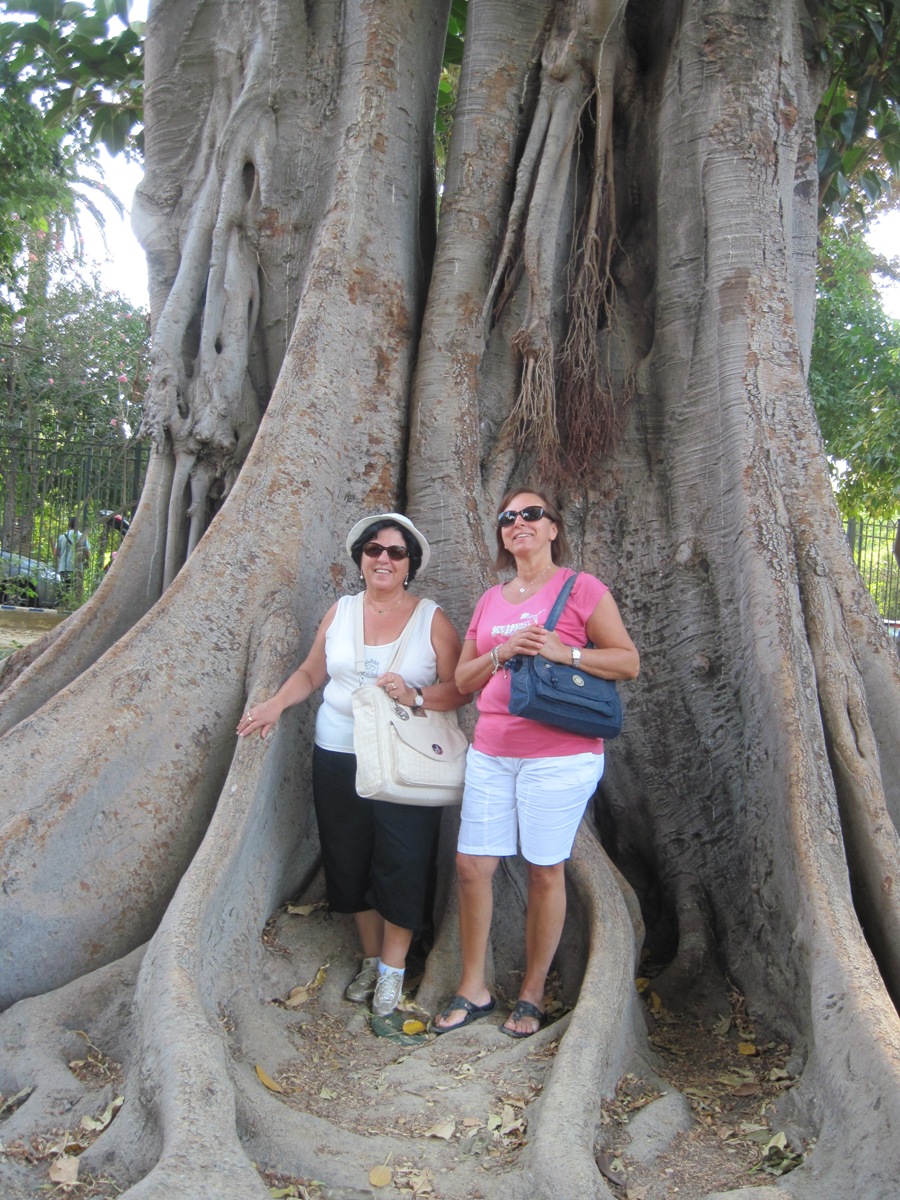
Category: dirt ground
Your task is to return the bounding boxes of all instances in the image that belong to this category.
[0,608,66,660]
[0,887,802,1199]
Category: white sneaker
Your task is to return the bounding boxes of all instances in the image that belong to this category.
[371,970,404,1017]
[345,957,378,1002]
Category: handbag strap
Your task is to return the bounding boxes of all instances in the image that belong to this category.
[543,574,578,633]
[354,592,426,676]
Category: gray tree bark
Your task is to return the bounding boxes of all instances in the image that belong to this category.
[2,1,899,1198]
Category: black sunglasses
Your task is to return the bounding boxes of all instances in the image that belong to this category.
[497,505,547,527]
[362,541,410,561]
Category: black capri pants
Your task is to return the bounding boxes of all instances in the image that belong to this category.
[312,745,441,933]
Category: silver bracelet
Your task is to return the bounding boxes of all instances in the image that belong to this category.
[490,646,501,675]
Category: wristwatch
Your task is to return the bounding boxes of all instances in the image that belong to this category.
[571,647,582,667]
[414,687,425,708]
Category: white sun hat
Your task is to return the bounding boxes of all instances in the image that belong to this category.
[345,512,431,573]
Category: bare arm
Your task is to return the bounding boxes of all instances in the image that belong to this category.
[541,591,640,680]
[237,604,336,739]
[376,607,471,711]
[454,619,549,692]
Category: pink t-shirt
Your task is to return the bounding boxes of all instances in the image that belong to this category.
[466,567,609,758]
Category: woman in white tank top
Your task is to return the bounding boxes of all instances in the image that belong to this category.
[238,513,469,1018]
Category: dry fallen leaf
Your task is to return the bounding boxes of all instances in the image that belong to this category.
[286,903,320,916]
[49,1155,80,1187]
[255,1064,285,1093]
[408,1168,435,1195]
[738,1041,758,1056]
[732,1081,761,1096]
[80,1094,124,1132]
[596,1151,626,1186]
[500,1104,523,1135]
[368,1163,393,1187]
[402,1019,426,1035]
[284,987,309,1008]
[423,1117,456,1140]
[307,964,329,991]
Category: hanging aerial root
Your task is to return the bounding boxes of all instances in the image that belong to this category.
[505,331,562,476]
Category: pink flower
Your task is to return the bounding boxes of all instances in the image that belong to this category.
[118,374,128,382]
[110,418,118,426]
[47,378,54,385]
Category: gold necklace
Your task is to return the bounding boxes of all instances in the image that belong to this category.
[514,563,554,594]
[365,592,407,616]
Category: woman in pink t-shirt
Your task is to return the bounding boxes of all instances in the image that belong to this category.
[433,488,639,1037]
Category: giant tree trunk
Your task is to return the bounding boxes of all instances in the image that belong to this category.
[2,2,900,1198]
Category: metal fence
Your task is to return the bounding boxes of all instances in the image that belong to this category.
[1,430,898,623]
[845,517,900,630]
[0,427,147,607]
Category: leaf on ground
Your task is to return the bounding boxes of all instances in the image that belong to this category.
[738,1041,758,1055]
[713,1013,732,1036]
[368,1163,393,1187]
[0,1085,34,1117]
[423,1117,456,1140]
[732,1081,761,1096]
[371,1010,429,1045]
[600,1152,628,1190]
[319,1087,336,1100]
[486,1113,503,1130]
[80,1094,124,1131]
[596,1151,626,1186]
[48,1155,80,1187]
[462,1116,482,1127]
[255,1064,285,1093]
[635,976,649,993]
[500,1104,523,1135]
[408,1168,435,1195]
[284,987,309,1008]
[402,1019,426,1035]
[627,1185,649,1200]
[268,1188,298,1198]
[648,991,662,1013]
[307,963,329,991]
[286,903,322,916]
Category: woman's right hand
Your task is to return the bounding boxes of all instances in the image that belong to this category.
[237,698,284,740]
[502,623,548,660]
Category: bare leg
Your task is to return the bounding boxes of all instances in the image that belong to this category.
[380,919,413,970]
[433,852,499,1028]
[502,861,566,1035]
[354,909,384,959]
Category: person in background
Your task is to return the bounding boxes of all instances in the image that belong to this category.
[238,513,469,1018]
[53,516,90,604]
[434,487,639,1038]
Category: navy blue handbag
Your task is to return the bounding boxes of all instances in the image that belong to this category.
[507,575,624,740]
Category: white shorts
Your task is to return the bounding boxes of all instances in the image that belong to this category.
[457,747,605,865]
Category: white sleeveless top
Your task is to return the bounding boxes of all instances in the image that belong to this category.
[315,595,440,753]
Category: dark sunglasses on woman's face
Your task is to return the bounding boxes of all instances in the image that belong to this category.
[362,541,410,561]
[497,505,547,527]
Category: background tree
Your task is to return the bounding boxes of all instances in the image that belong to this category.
[809,218,900,516]
[1,5,900,1200]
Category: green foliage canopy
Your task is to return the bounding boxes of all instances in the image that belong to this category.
[809,221,900,517]
[1,253,149,439]
[813,0,900,220]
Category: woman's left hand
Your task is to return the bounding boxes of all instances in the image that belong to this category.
[536,630,571,664]
[376,671,415,706]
